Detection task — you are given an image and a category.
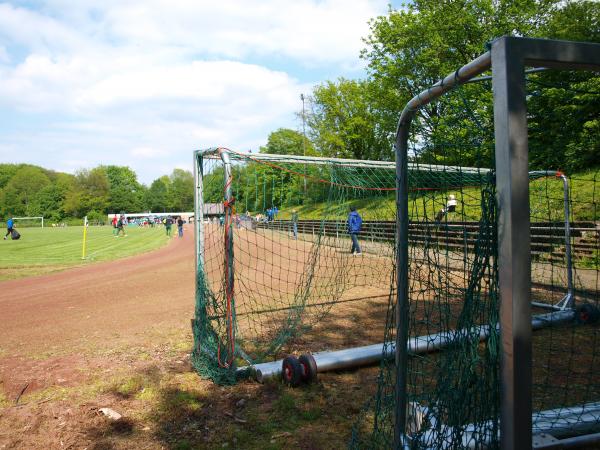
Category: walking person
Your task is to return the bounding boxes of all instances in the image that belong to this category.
[116,215,127,237]
[348,206,363,255]
[111,215,118,236]
[177,216,184,238]
[4,216,14,240]
[165,216,173,236]
[291,209,298,239]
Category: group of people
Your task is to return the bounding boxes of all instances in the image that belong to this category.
[110,215,186,238]
[111,214,128,237]
[163,216,185,237]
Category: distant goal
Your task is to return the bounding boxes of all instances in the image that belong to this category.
[13,216,44,228]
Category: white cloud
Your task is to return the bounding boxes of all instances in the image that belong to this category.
[0,0,392,183]
[130,147,162,158]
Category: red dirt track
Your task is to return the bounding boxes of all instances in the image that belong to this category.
[0,230,195,398]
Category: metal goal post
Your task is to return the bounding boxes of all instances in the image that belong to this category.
[394,36,600,450]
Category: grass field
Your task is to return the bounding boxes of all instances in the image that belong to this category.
[0,225,171,281]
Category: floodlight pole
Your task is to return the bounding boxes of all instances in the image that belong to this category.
[301,93,307,194]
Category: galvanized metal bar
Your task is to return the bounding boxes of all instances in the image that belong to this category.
[394,47,491,450]
[193,151,205,269]
[244,310,574,382]
[492,36,533,450]
[200,151,490,174]
[394,135,410,450]
[560,174,574,307]
[552,431,600,449]
[466,67,549,84]
[528,170,574,310]
[407,401,600,449]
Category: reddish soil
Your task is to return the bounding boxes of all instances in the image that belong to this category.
[0,229,195,399]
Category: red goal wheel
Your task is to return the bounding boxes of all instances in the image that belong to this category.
[575,303,600,325]
[299,353,318,383]
[282,356,303,387]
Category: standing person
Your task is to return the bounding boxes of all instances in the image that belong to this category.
[111,215,118,236]
[435,194,457,222]
[291,209,298,239]
[347,206,363,255]
[177,216,184,238]
[165,216,173,236]
[116,215,127,237]
[3,216,14,240]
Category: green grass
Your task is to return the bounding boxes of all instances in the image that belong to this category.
[272,169,600,223]
[0,225,171,281]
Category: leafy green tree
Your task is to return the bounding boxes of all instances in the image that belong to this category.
[145,176,171,212]
[0,166,51,216]
[259,128,314,156]
[0,164,20,190]
[309,79,391,161]
[359,0,598,169]
[64,167,110,217]
[169,169,194,211]
[105,165,144,213]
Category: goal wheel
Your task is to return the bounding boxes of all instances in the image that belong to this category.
[299,353,318,383]
[575,303,600,325]
[282,356,303,387]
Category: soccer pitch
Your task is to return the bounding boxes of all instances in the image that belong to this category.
[0,225,171,281]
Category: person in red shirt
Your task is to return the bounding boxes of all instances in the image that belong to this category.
[111,215,118,236]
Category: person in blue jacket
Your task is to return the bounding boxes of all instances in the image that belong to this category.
[347,206,363,255]
[4,216,14,240]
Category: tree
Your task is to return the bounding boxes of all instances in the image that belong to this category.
[0,164,20,190]
[64,167,110,217]
[308,79,391,161]
[105,165,144,213]
[0,166,51,216]
[359,0,599,169]
[169,169,194,211]
[259,128,315,156]
[145,176,171,212]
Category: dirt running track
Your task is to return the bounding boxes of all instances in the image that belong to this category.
[0,230,195,399]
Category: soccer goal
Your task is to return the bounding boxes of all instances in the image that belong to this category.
[12,216,44,228]
[348,36,600,450]
[190,148,500,385]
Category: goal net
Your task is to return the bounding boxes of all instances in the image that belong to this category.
[350,43,600,449]
[12,216,44,228]
[191,150,489,385]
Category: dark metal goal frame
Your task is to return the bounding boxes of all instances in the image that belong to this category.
[394,36,600,450]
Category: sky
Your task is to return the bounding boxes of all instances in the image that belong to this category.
[0,0,399,185]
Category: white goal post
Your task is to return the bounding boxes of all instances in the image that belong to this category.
[12,216,44,228]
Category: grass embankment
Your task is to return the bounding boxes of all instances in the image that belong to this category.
[271,169,600,223]
[0,226,171,281]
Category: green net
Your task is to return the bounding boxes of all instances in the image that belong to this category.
[192,151,397,384]
[190,65,599,447]
[349,69,600,448]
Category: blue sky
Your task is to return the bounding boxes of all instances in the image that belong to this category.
[0,1,399,184]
